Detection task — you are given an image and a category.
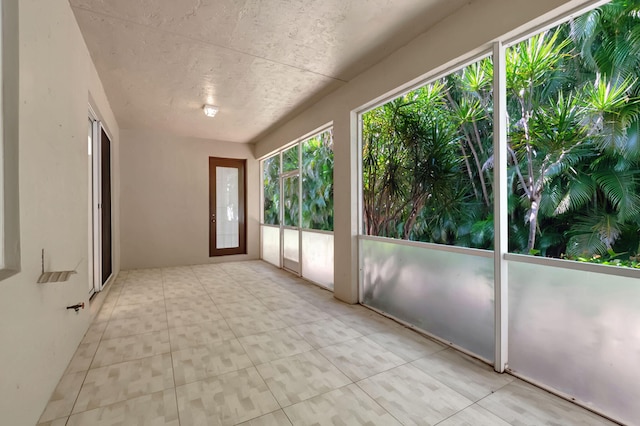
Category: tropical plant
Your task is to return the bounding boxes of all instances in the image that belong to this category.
[360,0,640,266]
[263,155,280,225]
[302,130,334,230]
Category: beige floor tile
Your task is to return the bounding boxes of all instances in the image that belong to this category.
[335,312,402,335]
[176,367,280,426]
[36,418,68,426]
[235,410,292,426]
[198,275,238,287]
[163,271,198,279]
[65,340,99,374]
[126,276,162,285]
[436,404,512,426]
[478,380,617,425]
[66,389,179,426]
[166,305,224,327]
[246,285,296,300]
[115,290,165,306]
[172,339,253,385]
[274,305,331,326]
[109,300,166,320]
[293,318,362,348]
[91,330,170,368]
[102,313,168,339]
[358,364,472,425]
[165,295,215,311]
[209,289,260,304]
[202,285,245,297]
[412,348,514,401]
[162,275,200,285]
[292,317,362,349]
[163,286,208,300]
[168,320,236,351]
[257,350,352,407]
[310,298,368,316]
[226,311,289,337]
[94,305,114,323]
[297,288,335,302]
[366,328,447,362]
[38,371,86,423]
[216,301,271,318]
[81,321,108,344]
[73,354,174,413]
[117,286,160,299]
[258,295,309,311]
[318,336,405,381]
[239,328,313,364]
[284,384,402,426]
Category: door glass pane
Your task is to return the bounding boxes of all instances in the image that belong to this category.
[283,228,299,262]
[283,175,299,227]
[262,155,280,225]
[216,166,239,249]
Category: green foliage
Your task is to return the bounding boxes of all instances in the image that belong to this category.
[363,56,496,244]
[361,0,640,268]
[302,130,334,231]
[263,155,280,225]
[262,130,334,231]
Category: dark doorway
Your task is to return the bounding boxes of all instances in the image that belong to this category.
[101,128,112,284]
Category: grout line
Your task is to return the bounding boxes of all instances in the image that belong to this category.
[160,267,182,426]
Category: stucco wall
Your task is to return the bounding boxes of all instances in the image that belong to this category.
[119,129,259,269]
[0,0,120,424]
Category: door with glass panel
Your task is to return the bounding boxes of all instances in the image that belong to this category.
[281,172,301,273]
[88,111,113,294]
[209,157,246,256]
[280,144,301,273]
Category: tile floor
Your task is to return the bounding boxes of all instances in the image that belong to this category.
[37,261,617,426]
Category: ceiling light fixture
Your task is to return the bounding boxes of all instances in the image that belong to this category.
[203,104,219,118]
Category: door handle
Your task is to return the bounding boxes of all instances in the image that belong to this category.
[211,214,216,223]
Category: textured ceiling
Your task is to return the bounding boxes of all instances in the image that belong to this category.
[70,0,468,143]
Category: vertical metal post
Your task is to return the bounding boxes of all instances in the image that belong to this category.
[298,143,303,277]
[493,41,509,373]
[279,152,284,269]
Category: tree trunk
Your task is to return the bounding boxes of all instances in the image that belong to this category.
[527,197,540,252]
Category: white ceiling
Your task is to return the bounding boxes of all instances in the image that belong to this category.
[70,0,468,143]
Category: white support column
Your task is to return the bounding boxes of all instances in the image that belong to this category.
[493,41,509,373]
[332,114,359,304]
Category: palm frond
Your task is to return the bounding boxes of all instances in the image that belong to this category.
[566,213,622,257]
[594,170,640,220]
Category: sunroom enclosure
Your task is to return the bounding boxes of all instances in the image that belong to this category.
[259,1,640,424]
[260,128,335,290]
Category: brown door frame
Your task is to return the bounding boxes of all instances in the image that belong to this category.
[209,157,247,256]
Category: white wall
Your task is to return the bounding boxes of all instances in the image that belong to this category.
[0,0,120,424]
[253,0,603,303]
[120,129,259,269]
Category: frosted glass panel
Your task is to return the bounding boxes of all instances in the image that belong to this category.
[509,260,640,425]
[302,231,333,290]
[283,229,299,262]
[361,237,494,360]
[216,167,239,249]
[261,226,280,267]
